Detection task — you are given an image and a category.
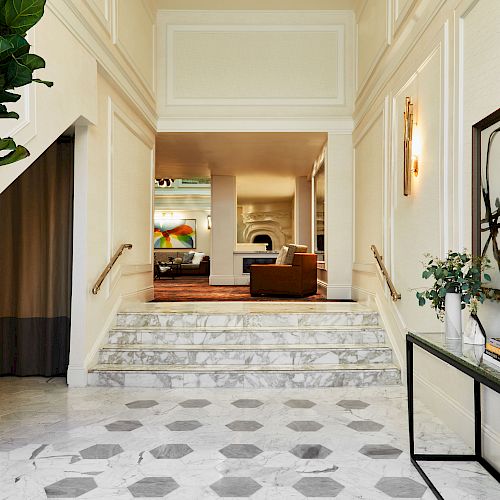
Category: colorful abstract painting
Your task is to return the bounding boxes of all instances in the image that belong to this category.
[154,219,196,249]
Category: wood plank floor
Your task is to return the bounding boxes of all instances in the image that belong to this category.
[153,277,338,302]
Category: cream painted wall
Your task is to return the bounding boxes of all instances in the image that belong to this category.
[352,0,500,467]
[0,2,157,386]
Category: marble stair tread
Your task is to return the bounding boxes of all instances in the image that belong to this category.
[109,324,385,332]
[89,362,399,372]
[100,343,391,351]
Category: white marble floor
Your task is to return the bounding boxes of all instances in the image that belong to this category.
[0,378,498,499]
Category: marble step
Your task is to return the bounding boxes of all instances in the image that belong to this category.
[115,311,380,329]
[107,325,386,346]
[87,363,401,388]
[98,343,392,366]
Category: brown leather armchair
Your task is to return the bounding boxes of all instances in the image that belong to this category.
[250,253,318,297]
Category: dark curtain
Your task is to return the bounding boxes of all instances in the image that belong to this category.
[0,139,74,376]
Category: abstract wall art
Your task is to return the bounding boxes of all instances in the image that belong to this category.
[473,108,500,299]
[154,218,196,249]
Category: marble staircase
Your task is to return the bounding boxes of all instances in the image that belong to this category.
[88,303,401,388]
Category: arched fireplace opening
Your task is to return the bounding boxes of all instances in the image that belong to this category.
[252,234,273,251]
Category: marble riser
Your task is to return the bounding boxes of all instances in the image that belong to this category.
[115,312,380,328]
[98,346,393,366]
[107,328,386,345]
[87,368,401,388]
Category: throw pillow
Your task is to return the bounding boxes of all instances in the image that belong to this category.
[173,257,183,264]
[275,246,288,265]
[182,252,195,264]
[191,252,205,266]
[283,244,308,265]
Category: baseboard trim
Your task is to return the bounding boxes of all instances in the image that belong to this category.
[318,280,352,300]
[122,285,154,303]
[66,366,88,387]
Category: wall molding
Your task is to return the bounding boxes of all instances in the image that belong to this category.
[84,0,112,35]
[165,24,345,107]
[48,0,156,128]
[318,280,352,300]
[112,0,156,100]
[157,117,354,133]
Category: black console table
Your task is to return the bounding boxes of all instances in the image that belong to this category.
[406,332,500,499]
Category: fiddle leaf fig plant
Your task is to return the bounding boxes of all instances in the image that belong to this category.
[0,0,52,166]
[415,250,491,320]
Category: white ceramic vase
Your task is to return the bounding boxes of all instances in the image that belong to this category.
[444,292,462,341]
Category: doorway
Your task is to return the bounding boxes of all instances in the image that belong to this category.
[0,136,74,376]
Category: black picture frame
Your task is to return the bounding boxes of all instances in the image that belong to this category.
[472,108,500,300]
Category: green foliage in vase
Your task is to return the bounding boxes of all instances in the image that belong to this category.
[416,250,491,320]
[0,0,52,166]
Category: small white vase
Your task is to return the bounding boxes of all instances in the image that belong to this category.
[463,314,486,345]
[444,292,462,341]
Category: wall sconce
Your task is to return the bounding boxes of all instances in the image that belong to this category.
[207,214,212,230]
[403,97,417,196]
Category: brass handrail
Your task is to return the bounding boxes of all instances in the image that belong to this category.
[370,245,401,301]
[92,243,133,295]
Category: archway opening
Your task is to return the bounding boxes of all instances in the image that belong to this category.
[252,234,273,251]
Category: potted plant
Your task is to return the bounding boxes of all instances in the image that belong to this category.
[416,251,491,341]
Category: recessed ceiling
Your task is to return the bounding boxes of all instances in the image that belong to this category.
[155,132,327,201]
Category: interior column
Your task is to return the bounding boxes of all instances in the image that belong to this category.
[294,176,312,250]
[210,175,237,285]
[325,133,353,299]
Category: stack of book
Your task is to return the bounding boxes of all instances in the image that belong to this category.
[483,338,500,370]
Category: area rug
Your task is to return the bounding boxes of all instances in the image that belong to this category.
[153,277,347,302]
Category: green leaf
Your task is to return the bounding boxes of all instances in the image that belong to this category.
[418,296,425,307]
[5,57,32,87]
[1,0,46,35]
[0,144,29,165]
[32,77,52,87]
[484,274,491,281]
[2,34,29,58]
[19,53,44,71]
[0,35,14,60]
[0,136,16,150]
[0,109,18,118]
[0,89,21,102]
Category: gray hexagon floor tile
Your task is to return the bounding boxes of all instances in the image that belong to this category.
[219,444,263,459]
[293,477,344,498]
[126,400,158,409]
[290,444,332,459]
[375,477,427,498]
[336,399,369,410]
[80,444,124,459]
[179,399,211,408]
[166,420,203,431]
[347,420,384,432]
[45,478,97,498]
[105,420,143,432]
[359,444,403,459]
[285,399,316,408]
[287,421,324,432]
[226,420,263,431]
[231,399,263,408]
[150,443,193,459]
[210,477,262,497]
[128,477,179,498]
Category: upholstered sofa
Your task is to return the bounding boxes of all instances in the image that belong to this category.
[250,244,317,297]
[154,251,210,276]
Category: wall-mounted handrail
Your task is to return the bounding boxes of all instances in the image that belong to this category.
[371,245,401,301]
[92,243,133,295]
